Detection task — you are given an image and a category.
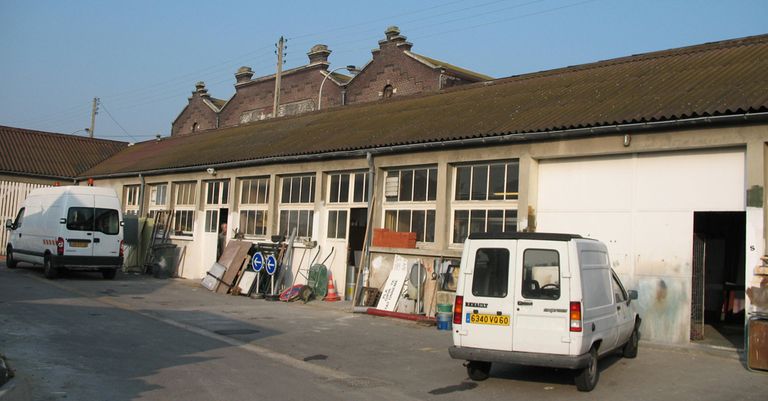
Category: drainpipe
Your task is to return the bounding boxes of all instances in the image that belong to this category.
[138,174,146,217]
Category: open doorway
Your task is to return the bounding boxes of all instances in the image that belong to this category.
[690,211,746,349]
[216,208,229,261]
[347,208,368,296]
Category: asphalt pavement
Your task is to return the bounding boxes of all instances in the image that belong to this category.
[1,261,766,401]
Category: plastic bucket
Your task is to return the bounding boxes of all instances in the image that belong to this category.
[437,303,453,313]
[436,312,452,331]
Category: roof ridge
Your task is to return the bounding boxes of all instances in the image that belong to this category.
[492,33,768,86]
[0,125,127,145]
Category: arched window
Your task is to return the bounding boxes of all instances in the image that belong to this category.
[382,84,394,99]
[192,122,199,133]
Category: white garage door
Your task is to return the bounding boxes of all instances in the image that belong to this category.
[537,149,744,343]
[538,148,745,276]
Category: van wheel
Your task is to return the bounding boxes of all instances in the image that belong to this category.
[6,246,18,269]
[575,347,599,392]
[466,361,492,381]
[623,326,639,359]
[102,269,117,280]
[43,255,58,279]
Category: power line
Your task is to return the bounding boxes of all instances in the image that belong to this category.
[99,101,139,142]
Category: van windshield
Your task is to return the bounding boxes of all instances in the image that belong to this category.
[67,207,119,235]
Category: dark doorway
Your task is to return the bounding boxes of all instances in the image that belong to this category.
[217,208,229,261]
[691,211,746,349]
[348,208,368,268]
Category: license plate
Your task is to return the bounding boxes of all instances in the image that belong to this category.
[468,313,510,326]
[69,241,89,248]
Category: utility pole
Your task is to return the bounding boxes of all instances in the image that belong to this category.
[272,36,285,118]
[89,97,100,138]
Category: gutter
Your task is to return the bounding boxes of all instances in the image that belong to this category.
[83,111,768,180]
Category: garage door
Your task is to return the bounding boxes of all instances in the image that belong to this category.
[536,148,745,344]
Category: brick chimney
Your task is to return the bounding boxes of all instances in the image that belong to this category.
[235,66,254,84]
[194,81,210,98]
[307,44,331,67]
[376,26,413,53]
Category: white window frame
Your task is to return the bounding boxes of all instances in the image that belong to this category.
[278,174,316,238]
[326,171,368,240]
[123,185,140,216]
[238,177,269,238]
[382,166,438,243]
[172,181,196,238]
[451,160,520,245]
[147,183,168,219]
[203,180,230,233]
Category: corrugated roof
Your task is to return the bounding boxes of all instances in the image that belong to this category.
[0,126,127,179]
[84,34,768,177]
[407,52,494,81]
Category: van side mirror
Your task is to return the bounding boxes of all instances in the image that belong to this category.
[628,290,638,302]
[5,219,14,230]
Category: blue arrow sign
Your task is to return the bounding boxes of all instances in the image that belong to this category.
[252,252,264,272]
[266,254,277,275]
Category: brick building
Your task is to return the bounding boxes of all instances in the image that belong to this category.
[171,82,226,136]
[170,27,491,136]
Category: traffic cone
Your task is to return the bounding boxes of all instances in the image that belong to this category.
[324,272,341,302]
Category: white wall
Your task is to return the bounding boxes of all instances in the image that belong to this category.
[537,148,745,344]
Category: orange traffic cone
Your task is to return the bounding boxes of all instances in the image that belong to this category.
[324,272,341,302]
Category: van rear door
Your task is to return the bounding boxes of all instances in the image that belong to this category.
[456,239,516,351]
[92,195,121,258]
[64,194,96,257]
[512,240,571,354]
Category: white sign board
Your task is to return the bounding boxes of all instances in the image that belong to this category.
[376,255,409,312]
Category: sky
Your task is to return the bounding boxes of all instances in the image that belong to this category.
[0,0,766,143]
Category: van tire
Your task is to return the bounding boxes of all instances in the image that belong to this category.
[623,326,639,359]
[574,347,599,392]
[6,247,18,269]
[43,255,58,279]
[466,361,491,381]
[102,269,117,280]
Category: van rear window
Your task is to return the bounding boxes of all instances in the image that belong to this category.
[522,249,561,300]
[67,207,119,235]
[472,248,510,298]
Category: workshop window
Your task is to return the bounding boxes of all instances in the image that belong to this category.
[452,160,519,244]
[238,177,269,238]
[383,166,437,243]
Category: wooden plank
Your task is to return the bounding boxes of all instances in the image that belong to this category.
[216,241,253,294]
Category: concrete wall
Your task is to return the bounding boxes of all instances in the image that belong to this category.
[91,123,768,345]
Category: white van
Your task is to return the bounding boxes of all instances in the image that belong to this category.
[448,232,639,392]
[5,186,123,279]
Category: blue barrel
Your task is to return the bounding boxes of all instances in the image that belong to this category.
[436,312,453,331]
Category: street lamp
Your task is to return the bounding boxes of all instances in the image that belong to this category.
[318,65,360,111]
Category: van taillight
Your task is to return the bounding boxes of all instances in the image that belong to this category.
[119,240,124,258]
[56,237,65,256]
[453,295,464,325]
[570,301,582,332]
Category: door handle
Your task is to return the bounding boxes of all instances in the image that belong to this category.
[93,238,100,243]
[517,300,533,306]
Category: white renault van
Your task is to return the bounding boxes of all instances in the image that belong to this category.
[448,232,639,392]
[5,186,123,279]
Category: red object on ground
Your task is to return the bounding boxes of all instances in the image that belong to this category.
[324,272,341,302]
[365,308,436,324]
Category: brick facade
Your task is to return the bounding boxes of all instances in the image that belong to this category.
[218,64,344,129]
[171,82,222,136]
[170,27,489,136]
